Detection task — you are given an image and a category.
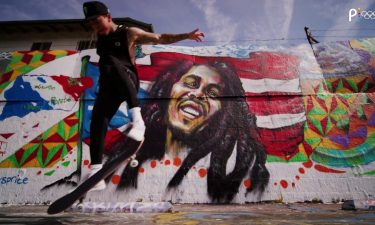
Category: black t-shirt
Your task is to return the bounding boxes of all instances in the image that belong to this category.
[96,25,134,70]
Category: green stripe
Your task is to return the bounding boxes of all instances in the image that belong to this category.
[266,152,308,163]
[360,169,375,176]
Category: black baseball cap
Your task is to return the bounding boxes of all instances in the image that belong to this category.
[83,1,110,21]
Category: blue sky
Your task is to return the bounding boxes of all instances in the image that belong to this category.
[0,0,374,46]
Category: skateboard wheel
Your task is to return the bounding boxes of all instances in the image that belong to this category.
[77,203,84,211]
[130,159,139,167]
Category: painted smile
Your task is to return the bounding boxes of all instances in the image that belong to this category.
[178,100,205,120]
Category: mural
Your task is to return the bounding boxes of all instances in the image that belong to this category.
[0,38,374,204]
[119,53,272,203]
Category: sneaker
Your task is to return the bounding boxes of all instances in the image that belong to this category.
[89,179,106,192]
[68,164,106,193]
[127,121,145,141]
[86,164,106,192]
[128,107,146,141]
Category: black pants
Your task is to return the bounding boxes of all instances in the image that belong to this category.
[90,57,139,165]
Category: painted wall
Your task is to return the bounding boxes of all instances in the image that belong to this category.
[0,39,374,204]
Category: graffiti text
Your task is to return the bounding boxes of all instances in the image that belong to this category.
[34,84,56,90]
[50,96,72,105]
[0,175,29,185]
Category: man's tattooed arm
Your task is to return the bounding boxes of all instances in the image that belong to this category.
[129,27,204,45]
[158,33,191,44]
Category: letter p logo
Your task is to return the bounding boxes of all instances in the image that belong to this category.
[349,8,357,21]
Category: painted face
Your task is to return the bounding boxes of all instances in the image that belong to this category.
[167,65,224,134]
[87,15,112,35]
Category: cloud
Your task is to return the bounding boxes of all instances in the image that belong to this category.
[237,0,294,43]
[190,0,237,44]
[264,0,294,38]
[269,0,294,39]
[319,1,373,43]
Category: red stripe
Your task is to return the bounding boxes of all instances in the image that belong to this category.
[245,92,303,97]
[258,121,305,142]
[246,95,305,116]
[262,134,303,148]
[259,122,305,159]
[265,145,300,159]
[263,136,303,159]
[137,65,164,81]
[137,51,299,81]
[84,129,126,154]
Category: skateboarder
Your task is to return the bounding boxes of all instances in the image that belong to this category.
[82,1,205,191]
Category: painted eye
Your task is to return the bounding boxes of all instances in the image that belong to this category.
[207,89,219,98]
[183,77,198,88]
[184,81,196,88]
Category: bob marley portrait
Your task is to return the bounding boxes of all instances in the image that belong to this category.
[111,52,270,203]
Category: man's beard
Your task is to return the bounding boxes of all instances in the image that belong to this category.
[166,112,222,148]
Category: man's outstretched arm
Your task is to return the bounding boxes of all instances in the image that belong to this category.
[129,27,205,45]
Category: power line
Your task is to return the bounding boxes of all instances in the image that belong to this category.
[180,35,374,44]
[314,35,375,38]
[311,28,375,32]
[6,34,373,47]
[177,37,311,44]
[197,38,307,43]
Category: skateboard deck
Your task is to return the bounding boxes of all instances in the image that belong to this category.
[47,138,143,214]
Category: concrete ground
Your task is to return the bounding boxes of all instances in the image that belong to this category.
[0,203,374,225]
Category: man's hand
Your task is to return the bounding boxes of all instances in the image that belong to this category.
[187,29,205,42]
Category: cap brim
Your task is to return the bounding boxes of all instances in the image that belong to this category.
[84,12,109,22]
[84,15,100,22]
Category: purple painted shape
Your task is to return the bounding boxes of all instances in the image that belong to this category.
[350,127,367,138]
[328,135,350,148]
[369,113,375,126]
[354,49,372,63]
[337,41,350,47]
[370,68,375,79]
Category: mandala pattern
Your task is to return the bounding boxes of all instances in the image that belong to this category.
[304,72,375,167]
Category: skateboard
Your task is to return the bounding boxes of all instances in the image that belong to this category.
[47,137,143,214]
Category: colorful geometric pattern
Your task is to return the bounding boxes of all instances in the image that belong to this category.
[316,75,375,94]
[0,50,77,93]
[302,37,375,169]
[0,112,79,168]
[304,83,375,167]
